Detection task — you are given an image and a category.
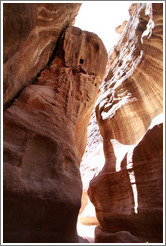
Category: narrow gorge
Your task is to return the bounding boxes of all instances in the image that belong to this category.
[3,2,163,243]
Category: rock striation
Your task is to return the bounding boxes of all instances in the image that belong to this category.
[97,3,163,145]
[87,3,163,243]
[4,2,163,244]
[89,119,163,243]
[3,6,108,242]
[3,3,81,109]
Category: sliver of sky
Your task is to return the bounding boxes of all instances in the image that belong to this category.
[75,1,132,52]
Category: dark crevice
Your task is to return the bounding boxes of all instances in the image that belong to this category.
[4,85,29,111]
[47,25,67,66]
[79,58,84,64]
[4,25,70,111]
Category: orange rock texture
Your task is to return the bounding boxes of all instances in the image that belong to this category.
[115,21,128,34]
[87,3,163,243]
[3,4,108,243]
[3,3,81,109]
[3,2,163,244]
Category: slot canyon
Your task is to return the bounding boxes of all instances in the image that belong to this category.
[3,2,163,243]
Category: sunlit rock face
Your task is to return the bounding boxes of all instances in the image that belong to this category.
[78,191,99,226]
[115,21,128,34]
[3,3,81,109]
[115,4,137,35]
[79,113,105,228]
[128,3,137,16]
[87,3,163,243]
[3,23,108,243]
[97,3,163,145]
[80,112,105,191]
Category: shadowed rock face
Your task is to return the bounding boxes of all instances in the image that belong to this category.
[89,121,163,243]
[3,3,81,109]
[4,2,163,244]
[87,3,163,243]
[3,19,108,244]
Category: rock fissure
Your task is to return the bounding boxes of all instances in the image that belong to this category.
[3,3,82,109]
[3,2,163,244]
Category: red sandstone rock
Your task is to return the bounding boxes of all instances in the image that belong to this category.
[89,120,163,243]
[3,3,81,109]
[98,3,163,145]
[81,2,163,190]
[128,4,137,16]
[87,3,163,243]
[115,21,128,34]
[95,227,142,243]
[3,25,108,243]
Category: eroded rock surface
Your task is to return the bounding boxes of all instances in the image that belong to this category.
[3,3,81,109]
[3,25,108,242]
[86,3,163,243]
[97,3,163,145]
[89,120,163,243]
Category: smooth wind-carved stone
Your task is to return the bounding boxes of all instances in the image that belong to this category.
[89,120,163,243]
[64,27,107,80]
[97,3,163,145]
[87,3,163,243]
[3,26,108,243]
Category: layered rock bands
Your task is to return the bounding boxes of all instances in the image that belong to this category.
[3,3,81,109]
[87,3,163,243]
[3,2,163,244]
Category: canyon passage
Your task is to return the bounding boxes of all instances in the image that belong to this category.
[3,3,163,243]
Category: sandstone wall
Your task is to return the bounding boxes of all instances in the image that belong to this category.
[3,4,108,243]
[87,3,163,243]
[3,3,81,109]
[4,2,163,243]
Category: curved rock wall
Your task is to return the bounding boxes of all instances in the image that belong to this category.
[4,2,163,243]
[87,3,163,243]
[3,8,108,242]
[3,3,81,109]
[89,120,163,243]
[97,3,163,145]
